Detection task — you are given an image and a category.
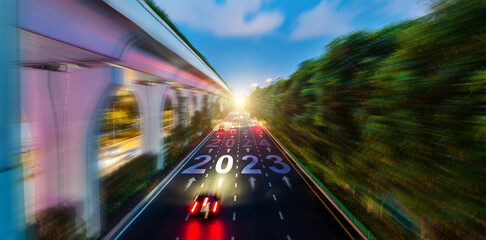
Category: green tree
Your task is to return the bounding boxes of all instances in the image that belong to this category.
[248,1,486,238]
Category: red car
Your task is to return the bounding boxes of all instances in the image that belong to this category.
[218,125,225,131]
[189,194,221,219]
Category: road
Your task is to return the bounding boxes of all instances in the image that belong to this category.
[109,111,356,240]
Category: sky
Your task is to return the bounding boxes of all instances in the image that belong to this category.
[153,0,428,96]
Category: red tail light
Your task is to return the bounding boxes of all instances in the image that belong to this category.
[212,201,219,213]
[202,197,209,207]
[190,201,198,213]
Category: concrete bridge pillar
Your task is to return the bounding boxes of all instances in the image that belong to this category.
[187,89,196,120]
[131,83,169,169]
[220,98,225,113]
[0,0,25,238]
[195,91,204,113]
[209,95,217,118]
[157,88,179,169]
[179,88,192,126]
[21,65,123,238]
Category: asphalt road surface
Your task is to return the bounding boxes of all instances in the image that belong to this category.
[111,111,355,240]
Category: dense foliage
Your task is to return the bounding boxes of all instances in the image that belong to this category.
[101,154,156,218]
[34,204,86,240]
[249,0,486,239]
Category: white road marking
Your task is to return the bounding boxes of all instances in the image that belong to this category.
[185,213,190,221]
[286,235,291,240]
[236,173,238,177]
[205,174,208,178]
[236,166,238,169]
[249,177,256,191]
[184,177,196,192]
[209,166,212,169]
[263,165,265,169]
[279,211,284,220]
[282,176,293,190]
[265,173,268,177]
[218,177,224,188]
[231,237,235,240]
[233,212,236,221]
[268,182,272,187]
[234,195,237,201]
[176,237,180,240]
[200,183,204,188]
[273,194,277,201]
[235,183,237,188]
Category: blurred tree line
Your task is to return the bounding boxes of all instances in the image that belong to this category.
[248,0,486,239]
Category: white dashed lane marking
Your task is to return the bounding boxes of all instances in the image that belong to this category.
[273,194,277,201]
[279,211,284,220]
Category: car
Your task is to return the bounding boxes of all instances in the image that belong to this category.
[218,125,225,131]
[231,122,237,128]
[251,120,258,127]
[189,194,221,219]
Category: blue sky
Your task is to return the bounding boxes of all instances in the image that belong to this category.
[154,0,427,95]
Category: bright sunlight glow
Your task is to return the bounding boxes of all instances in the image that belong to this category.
[235,96,245,107]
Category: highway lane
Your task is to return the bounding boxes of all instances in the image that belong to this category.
[112,111,354,240]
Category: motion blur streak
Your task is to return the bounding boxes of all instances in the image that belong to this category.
[2,0,486,239]
[7,0,232,238]
[184,219,225,240]
[248,0,486,239]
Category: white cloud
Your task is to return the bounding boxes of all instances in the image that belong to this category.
[289,0,353,41]
[380,0,428,18]
[156,0,284,37]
